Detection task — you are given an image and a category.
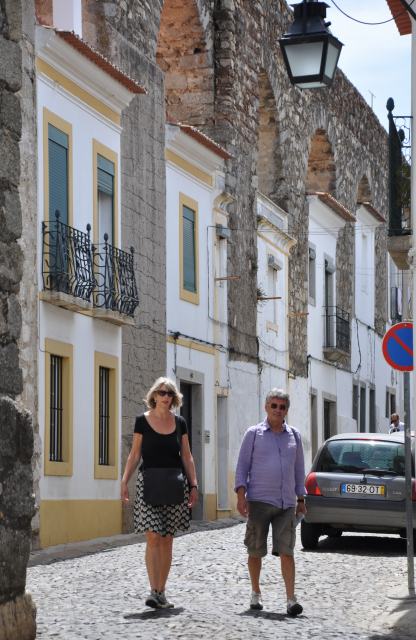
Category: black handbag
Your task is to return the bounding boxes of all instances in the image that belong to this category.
[143,467,185,506]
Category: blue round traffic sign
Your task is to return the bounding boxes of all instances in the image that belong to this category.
[382,322,413,372]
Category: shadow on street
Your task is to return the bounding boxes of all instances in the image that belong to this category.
[302,534,410,558]
[124,607,185,620]
[368,597,416,640]
[238,609,306,621]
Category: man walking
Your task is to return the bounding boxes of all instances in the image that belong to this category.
[389,413,405,433]
[235,388,306,616]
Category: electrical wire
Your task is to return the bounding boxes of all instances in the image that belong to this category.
[330,0,415,25]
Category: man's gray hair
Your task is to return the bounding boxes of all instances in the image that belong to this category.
[265,388,290,409]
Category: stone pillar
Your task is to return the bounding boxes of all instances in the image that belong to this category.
[0,1,37,638]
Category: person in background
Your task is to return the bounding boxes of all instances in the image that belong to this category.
[389,413,405,433]
[235,388,306,616]
[121,377,198,609]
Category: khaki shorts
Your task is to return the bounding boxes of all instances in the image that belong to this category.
[244,501,296,558]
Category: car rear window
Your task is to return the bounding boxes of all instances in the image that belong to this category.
[316,440,406,474]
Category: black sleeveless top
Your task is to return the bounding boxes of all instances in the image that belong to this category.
[134,414,188,469]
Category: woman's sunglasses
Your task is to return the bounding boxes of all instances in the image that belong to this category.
[156,390,175,398]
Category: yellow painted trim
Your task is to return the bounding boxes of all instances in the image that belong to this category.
[166,149,213,187]
[92,140,119,247]
[204,494,218,521]
[37,58,121,125]
[179,193,200,305]
[43,108,73,227]
[39,499,122,548]
[257,230,291,257]
[44,339,73,477]
[166,335,215,356]
[94,352,119,480]
[217,509,232,518]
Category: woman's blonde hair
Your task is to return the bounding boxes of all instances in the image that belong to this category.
[144,376,183,410]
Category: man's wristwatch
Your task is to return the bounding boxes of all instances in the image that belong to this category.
[190,485,198,491]
[297,497,305,503]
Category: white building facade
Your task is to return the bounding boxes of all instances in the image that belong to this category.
[306,193,405,466]
[165,123,232,520]
[36,26,142,546]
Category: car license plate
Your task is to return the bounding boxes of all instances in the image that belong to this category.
[341,483,385,496]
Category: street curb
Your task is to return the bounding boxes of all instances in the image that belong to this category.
[29,517,245,567]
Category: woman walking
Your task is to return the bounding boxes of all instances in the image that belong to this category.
[121,377,198,608]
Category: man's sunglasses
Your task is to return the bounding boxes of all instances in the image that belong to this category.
[157,390,175,398]
[270,403,287,410]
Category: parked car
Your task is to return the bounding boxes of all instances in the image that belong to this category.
[301,432,416,549]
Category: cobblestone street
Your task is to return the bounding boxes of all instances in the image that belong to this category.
[27,520,416,640]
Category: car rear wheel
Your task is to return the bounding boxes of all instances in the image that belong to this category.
[300,521,321,550]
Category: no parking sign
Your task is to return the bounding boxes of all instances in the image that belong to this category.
[382,322,413,371]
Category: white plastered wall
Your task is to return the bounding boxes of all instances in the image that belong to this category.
[37,75,122,501]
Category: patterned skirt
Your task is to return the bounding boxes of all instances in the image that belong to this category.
[133,469,191,537]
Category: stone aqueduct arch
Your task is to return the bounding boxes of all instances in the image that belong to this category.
[256,69,283,204]
[152,0,387,372]
[357,174,373,203]
[306,128,337,196]
[156,0,214,127]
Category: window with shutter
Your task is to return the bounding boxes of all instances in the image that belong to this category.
[97,154,115,245]
[48,124,69,225]
[179,193,199,304]
[183,205,196,293]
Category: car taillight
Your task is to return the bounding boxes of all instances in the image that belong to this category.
[412,479,416,501]
[305,472,322,496]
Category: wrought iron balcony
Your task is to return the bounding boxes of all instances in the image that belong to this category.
[323,306,350,361]
[42,212,139,320]
[92,234,139,317]
[387,98,411,238]
[42,212,94,302]
[387,98,412,270]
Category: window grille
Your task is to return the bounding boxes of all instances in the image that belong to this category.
[50,354,63,462]
[99,366,110,465]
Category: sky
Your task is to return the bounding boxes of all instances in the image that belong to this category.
[325,0,411,128]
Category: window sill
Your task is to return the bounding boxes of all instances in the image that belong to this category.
[180,288,200,305]
[44,460,73,476]
[95,464,118,480]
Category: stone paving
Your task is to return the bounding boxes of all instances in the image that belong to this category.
[27,520,416,640]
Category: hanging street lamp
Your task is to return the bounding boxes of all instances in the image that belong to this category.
[279,0,343,89]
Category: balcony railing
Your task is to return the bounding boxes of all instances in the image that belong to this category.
[42,212,94,302]
[387,98,411,237]
[92,234,139,317]
[323,306,350,357]
[42,212,139,318]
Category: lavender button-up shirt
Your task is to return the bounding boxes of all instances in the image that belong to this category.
[235,419,306,509]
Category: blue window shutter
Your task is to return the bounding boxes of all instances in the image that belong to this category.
[183,205,196,292]
[97,154,115,196]
[48,124,69,225]
[97,155,115,244]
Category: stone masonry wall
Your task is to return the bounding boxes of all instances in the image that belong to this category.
[0,0,36,638]
[139,0,389,372]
